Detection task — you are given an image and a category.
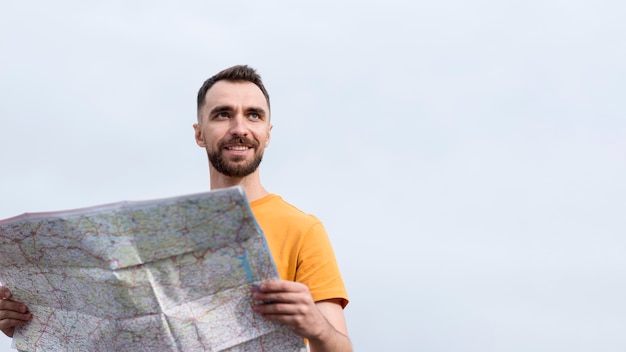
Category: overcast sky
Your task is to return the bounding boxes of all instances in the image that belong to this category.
[1,1,625,351]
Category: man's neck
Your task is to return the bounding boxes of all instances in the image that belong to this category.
[209,168,269,202]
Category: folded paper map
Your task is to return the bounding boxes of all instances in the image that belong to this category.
[0,187,306,352]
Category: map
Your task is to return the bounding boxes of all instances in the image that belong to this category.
[0,187,306,352]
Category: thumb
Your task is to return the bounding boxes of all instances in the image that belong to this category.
[0,285,12,300]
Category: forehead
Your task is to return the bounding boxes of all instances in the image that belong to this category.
[202,80,268,111]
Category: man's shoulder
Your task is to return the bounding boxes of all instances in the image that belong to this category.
[251,194,321,225]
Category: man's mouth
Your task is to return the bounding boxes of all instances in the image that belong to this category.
[220,137,259,152]
[226,145,251,151]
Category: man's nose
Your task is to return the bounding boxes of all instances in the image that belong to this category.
[229,114,248,136]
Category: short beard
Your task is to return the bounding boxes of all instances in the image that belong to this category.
[207,138,263,178]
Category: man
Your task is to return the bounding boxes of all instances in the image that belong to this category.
[0,65,352,351]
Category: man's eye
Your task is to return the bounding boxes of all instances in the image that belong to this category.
[249,113,260,119]
[217,112,229,118]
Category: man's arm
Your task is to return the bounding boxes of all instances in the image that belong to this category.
[309,299,351,352]
[0,286,32,337]
[252,280,352,352]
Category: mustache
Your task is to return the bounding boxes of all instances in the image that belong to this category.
[219,136,259,148]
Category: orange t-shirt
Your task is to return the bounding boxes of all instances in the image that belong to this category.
[250,194,349,308]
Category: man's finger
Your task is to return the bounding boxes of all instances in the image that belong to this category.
[253,291,292,303]
[252,302,296,315]
[0,309,32,322]
[0,299,29,314]
[0,316,31,331]
[258,280,307,293]
[0,286,11,300]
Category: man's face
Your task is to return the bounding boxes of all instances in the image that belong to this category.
[194,80,272,178]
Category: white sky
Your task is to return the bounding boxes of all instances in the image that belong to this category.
[1,1,625,351]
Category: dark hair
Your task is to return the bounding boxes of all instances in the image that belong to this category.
[196,65,270,113]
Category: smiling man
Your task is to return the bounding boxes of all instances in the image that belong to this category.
[193,65,352,352]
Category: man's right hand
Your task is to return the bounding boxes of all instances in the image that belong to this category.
[0,286,32,338]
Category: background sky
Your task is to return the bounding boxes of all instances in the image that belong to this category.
[1,1,625,351]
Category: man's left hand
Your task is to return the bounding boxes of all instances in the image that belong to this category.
[252,280,329,339]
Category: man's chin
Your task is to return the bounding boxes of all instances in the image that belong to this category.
[213,162,260,178]
[208,153,263,178]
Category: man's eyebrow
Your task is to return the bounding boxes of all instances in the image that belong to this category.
[209,105,234,115]
[246,106,267,116]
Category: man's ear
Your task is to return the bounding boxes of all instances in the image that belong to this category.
[193,123,206,147]
[266,124,273,147]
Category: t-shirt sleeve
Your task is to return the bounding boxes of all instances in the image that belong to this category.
[295,221,349,308]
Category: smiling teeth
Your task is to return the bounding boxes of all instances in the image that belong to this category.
[228,146,249,151]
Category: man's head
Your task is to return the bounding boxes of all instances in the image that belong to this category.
[194,65,272,179]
